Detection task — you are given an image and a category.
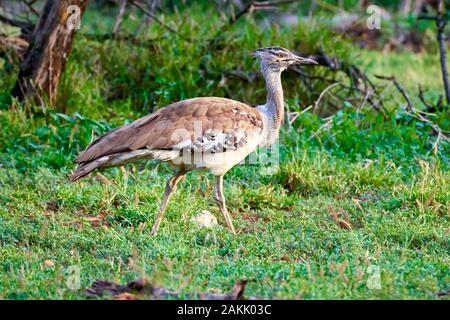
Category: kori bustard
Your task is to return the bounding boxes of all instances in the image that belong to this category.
[71,47,317,235]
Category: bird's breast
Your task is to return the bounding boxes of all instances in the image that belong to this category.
[169,129,262,176]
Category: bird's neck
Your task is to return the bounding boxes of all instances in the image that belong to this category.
[262,66,284,144]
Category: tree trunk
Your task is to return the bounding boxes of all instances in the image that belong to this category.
[400,0,412,15]
[11,0,89,105]
[436,0,450,105]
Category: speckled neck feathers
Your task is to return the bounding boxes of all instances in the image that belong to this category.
[258,62,285,146]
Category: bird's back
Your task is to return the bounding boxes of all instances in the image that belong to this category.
[75,97,264,174]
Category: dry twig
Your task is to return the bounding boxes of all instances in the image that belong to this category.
[129,0,189,39]
[418,0,450,105]
[86,278,251,300]
[112,0,127,37]
[313,82,341,113]
[375,75,450,150]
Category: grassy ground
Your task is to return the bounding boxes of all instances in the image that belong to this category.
[0,4,449,299]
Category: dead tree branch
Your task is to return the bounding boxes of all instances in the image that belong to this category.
[418,84,437,112]
[0,35,29,56]
[134,0,158,35]
[211,0,295,41]
[20,0,40,16]
[129,0,188,39]
[80,32,164,46]
[229,0,296,24]
[418,0,449,106]
[375,75,450,144]
[298,51,386,114]
[0,13,34,39]
[313,82,341,113]
[375,75,414,111]
[112,0,127,37]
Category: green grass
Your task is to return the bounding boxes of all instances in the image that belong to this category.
[0,104,448,299]
[0,3,449,299]
[0,137,448,299]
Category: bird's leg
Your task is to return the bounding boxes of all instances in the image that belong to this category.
[151,171,185,236]
[214,175,236,235]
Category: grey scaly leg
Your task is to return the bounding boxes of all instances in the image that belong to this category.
[151,171,185,236]
[214,175,236,235]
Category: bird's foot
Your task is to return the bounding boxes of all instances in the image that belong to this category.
[150,220,161,236]
[226,222,237,235]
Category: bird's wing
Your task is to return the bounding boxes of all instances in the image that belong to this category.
[75,97,264,163]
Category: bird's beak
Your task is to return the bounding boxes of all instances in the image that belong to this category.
[292,55,318,65]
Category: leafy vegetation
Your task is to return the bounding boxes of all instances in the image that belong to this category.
[0,2,448,299]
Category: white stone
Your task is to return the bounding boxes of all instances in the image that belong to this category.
[191,210,218,228]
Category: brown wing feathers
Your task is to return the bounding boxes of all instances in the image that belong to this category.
[71,98,263,180]
[75,113,160,163]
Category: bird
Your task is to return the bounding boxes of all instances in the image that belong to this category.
[70,46,317,236]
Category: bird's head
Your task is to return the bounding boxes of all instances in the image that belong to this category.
[253,46,317,72]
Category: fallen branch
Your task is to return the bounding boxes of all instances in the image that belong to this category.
[375,75,414,111]
[375,75,450,146]
[0,13,34,39]
[19,0,40,17]
[418,84,444,113]
[211,0,296,42]
[80,32,164,45]
[328,205,353,230]
[129,0,189,40]
[112,0,127,37]
[309,115,334,140]
[229,0,295,24]
[302,51,386,114]
[85,278,251,300]
[0,35,29,56]
[291,65,339,85]
[418,0,450,106]
[313,82,341,113]
[134,0,158,35]
[223,51,383,116]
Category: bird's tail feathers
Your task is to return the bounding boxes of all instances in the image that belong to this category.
[70,157,110,182]
[70,149,165,182]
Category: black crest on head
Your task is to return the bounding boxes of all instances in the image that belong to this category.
[253,46,291,58]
